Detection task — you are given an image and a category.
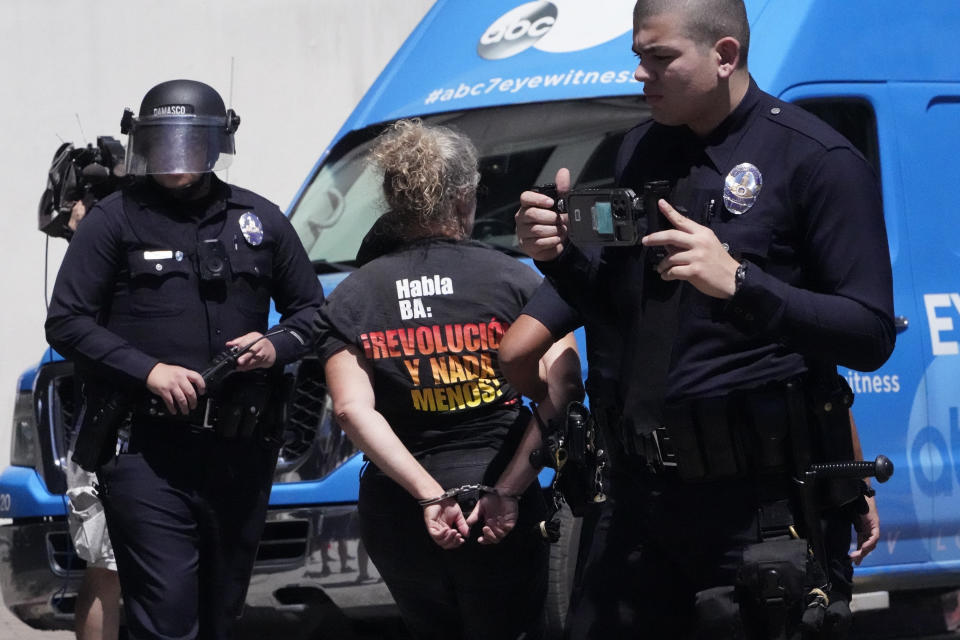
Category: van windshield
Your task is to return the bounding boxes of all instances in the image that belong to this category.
[288,97,650,267]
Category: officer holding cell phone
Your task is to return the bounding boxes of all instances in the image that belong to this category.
[45,79,323,640]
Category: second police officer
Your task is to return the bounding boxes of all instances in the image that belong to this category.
[515,0,895,637]
[45,79,324,640]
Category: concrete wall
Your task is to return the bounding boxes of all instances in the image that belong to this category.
[0,0,435,469]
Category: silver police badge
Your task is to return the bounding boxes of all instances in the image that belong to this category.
[723,163,763,215]
[239,212,264,246]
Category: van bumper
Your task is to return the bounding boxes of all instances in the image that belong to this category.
[0,504,394,630]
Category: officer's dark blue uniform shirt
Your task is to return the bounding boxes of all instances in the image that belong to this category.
[45,175,323,386]
[541,77,895,402]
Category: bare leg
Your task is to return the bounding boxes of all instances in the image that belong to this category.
[74,567,121,640]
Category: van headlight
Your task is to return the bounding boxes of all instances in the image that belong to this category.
[10,385,40,472]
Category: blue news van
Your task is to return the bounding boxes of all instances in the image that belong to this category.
[4,0,960,635]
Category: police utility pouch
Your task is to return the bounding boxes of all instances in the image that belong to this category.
[214,372,272,439]
[533,180,671,247]
[736,538,810,639]
[742,388,791,474]
[263,371,296,445]
[662,383,800,482]
[663,399,747,482]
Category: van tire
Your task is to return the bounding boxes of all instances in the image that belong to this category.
[543,503,582,640]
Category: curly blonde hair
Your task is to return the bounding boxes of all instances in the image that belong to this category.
[370,119,479,239]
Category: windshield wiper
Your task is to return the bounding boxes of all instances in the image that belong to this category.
[312,259,357,274]
[484,243,527,258]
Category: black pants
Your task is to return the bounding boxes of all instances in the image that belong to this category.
[358,447,549,640]
[565,466,854,639]
[97,420,279,640]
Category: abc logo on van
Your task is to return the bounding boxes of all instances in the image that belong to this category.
[478,1,558,60]
[477,0,634,61]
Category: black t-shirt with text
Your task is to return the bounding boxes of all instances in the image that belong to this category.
[315,238,541,457]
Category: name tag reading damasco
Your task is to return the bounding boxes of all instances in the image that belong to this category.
[143,250,174,260]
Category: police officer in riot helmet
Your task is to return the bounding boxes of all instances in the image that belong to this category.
[122,79,240,188]
[45,79,324,640]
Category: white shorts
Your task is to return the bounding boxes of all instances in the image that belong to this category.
[65,455,116,571]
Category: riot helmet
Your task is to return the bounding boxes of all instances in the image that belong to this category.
[121,79,240,176]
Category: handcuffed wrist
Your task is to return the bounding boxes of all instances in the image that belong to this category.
[491,486,522,501]
[417,484,522,507]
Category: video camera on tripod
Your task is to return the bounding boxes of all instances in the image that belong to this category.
[38,136,126,239]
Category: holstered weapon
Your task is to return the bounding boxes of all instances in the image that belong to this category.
[805,368,861,509]
[529,401,607,542]
[71,386,130,472]
[733,377,893,638]
[784,378,894,633]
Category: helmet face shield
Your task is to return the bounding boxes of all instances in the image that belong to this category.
[122,80,240,177]
[125,115,236,176]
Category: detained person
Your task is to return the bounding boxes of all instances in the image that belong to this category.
[314,119,582,640]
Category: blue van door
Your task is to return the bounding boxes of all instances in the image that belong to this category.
[779,82,930,585]
[891,84,960,579]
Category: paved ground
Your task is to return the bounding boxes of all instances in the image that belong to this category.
[3,582,958,640]
[0,593,70,639]
[0,586,408,640]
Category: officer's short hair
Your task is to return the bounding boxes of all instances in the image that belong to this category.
[633,0,750,67]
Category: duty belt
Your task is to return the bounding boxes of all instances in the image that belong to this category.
[621,380,804,482]
[134,395,219,429]
[622,427,679,472]
[133,395,261,433]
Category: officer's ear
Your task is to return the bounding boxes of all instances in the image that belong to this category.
[714,37,741,79]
